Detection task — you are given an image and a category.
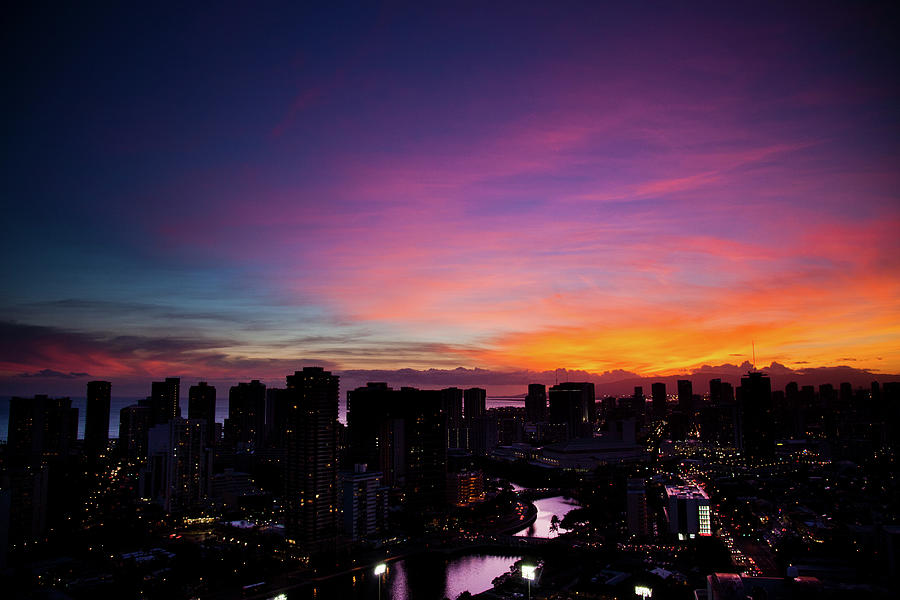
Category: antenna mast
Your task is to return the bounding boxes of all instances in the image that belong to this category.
[752,341,756,370]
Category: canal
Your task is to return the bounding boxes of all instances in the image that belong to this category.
[284,484,580,599]
[285,552,522,599]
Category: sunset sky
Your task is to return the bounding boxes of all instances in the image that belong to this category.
[3,2,899,394]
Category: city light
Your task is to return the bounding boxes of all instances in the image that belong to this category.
[634,585,653,598]
[374,563,387,576]
[521,565,537,581]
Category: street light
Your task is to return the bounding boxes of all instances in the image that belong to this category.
[374,563,387,600]
[521,564,537,600]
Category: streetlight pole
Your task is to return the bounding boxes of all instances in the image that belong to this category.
[522,564,537,600]
[374,563,387,600]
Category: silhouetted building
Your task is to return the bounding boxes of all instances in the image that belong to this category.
[626,478,650,537]
[526,383,547,423]
[339,464,387,542]
[265,387,290,449]
[442,387,465,449]
[739,371,773,460]
[284,367,339,550]
[677,379,693,414]
[702,379,737,446]
[493,406,524,446]
[347,382,394,471]
[188,381,217,448]
[1,468,49,546]
[149,377,181,425]
[549,382,595,439]
[399,387,447,505]
[119,404,152,460]
[225,380,266,451]
[441,387,463,425]
[651,382,667,417]
[84,381,111,461]
[346,383,447,507]
[7,395,78,468]
[464,387,486,420]
[145,418,212,513]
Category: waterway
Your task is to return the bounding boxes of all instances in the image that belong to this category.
[513,495,580,538]
[286,553,522,600]
[282,489,581,599]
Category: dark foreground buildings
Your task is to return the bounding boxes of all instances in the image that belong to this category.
[284,367,340,549]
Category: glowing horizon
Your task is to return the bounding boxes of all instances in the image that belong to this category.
[3,3,899,389]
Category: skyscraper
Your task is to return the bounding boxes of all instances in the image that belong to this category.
[149,377,181,425]
[7,396,78,468]
[284,367,339,551]
[525,383,547,423]
[265,387,290,450]
[651,382,667,418]
[548,382,596,439]
[346,383,447,506]
[626,478,650,537]
[463,387,486,420]
[339,465,388,542]
[225,380,266,451]
[145,418,212,512]
[677,379,693,414]
[347,382,393,471]
[738,371,773,460]
[399,388,447,504]
[85,381,111,460]
[441,387,463,425]
[119,404,152,460]
[188,381,217,448]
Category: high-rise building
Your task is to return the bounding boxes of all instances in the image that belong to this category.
[666,483,711,539]
[1,468,50,546]
[284,367,339,551]
[265,387,290,450]
[225,380,266,451]
[548,382,595,439]
[441,387,464,449]
[346,383,447,506]
[145,418,212,512]
[441,387,463,426]
[347,382,394,471]
[525,383,547,423]
[709,379,722,404]
[464,388,486,420]
[626,478,650,537]
[677,379,693,414]
[399,387,447,505]
[651,382,667,418]
[339,465,388,542]
[188,381,217,448]
[119,404,152,460]
[149,377,181,425]
[84,381,111,460]
[7,396,78,468]
[738,371,773,460]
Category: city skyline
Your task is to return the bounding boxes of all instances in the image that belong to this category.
[3,1,899,395]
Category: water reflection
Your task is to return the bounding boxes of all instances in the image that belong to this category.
[514,496,580,538]
[287,553,520,600]
[388,553,521,599]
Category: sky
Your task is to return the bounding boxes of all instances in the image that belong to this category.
[2,1,899,397]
